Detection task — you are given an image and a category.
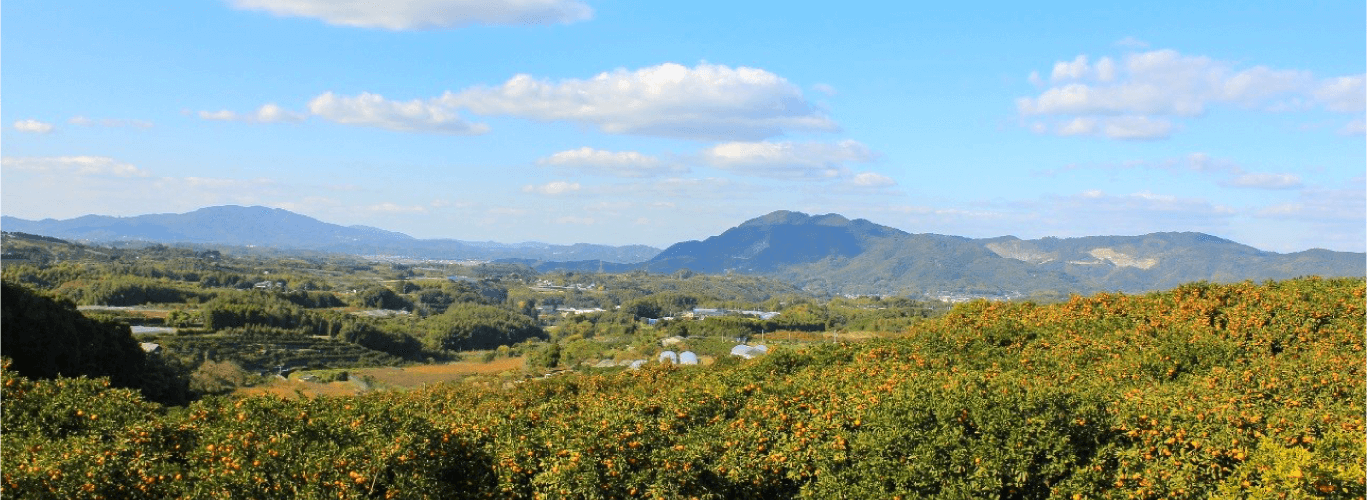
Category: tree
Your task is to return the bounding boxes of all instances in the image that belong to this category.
[422,303,546,351]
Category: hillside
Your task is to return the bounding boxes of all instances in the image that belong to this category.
[3,277,1362,498]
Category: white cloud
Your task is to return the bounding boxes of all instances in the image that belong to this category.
[1341,118,1366,136]
[228,0,592,30]
[555,216,595,225]
[1049,190,1236,233]
[812,83,837,96]
[1255,180,1365,223]
[366,202,428,214]
[538,147,684,177]
[67,116,154,128]
[522,181,581,195]
[1313,75,1366,113]
[1051,115,1170,140]
[849,172,896,188]
[1,156,150,177]
[700,140,875,179]
[1222,173,1303,190]
[1018,48,1362,139]
[1115,37,1149,49]
[444,62,836,140]
[13,119,54,133]
[1050,55,1091,82]
[199,110,238,121]
[308,92,488,134]
[1181,152,1240,174]
[253,103,307,123]
[1056,117,1096,136]
[1102,116,1172,140]
[1053,152,1304,190]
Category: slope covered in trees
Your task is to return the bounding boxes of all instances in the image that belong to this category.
[1,282,189,405]
[3,277,1361,498]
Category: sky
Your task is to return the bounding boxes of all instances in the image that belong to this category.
[2,1,1364,253]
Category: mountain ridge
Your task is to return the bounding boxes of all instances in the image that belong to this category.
[635,210,1364,296]
[0,206,660,264]
[4,207,1362,296]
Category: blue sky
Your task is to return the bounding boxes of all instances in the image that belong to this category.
[3,1,1364,252]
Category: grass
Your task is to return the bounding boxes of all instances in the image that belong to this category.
[230,356,528,398]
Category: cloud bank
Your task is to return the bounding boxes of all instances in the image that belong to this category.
[1020,49,1366,139]
[445,63,836,140]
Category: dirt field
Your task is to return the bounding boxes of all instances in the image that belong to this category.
[232,356,527,399]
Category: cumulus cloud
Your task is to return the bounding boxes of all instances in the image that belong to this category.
[228,0,592,30]
[1313,75,1366,113]
[1018,48,1364,139]
[199,104,305,123]
[538,147,684,177]
[1,156,150,177]
[254,103,307,123]
[522,181,581,195]
[13,119,54,133]
[308,92,488,134]
[700,140,875,179]
[444,62,836,140]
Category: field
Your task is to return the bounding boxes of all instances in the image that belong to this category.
[233,356,529,398]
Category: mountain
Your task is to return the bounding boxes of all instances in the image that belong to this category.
[7,207,1361,296]
[0,206,660,263]
[628,211,1363,296]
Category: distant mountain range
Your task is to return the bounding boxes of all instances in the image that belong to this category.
[0,206,660,263]
[527,210,1365,297]
[3,207,1362,297]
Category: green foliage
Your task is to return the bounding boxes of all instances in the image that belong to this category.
[356,286,412,311]
[1,278,1363,498]
[1,281,189,405]
[526,342,561,369]
[422,303,546,351]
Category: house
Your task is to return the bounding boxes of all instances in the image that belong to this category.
[139,342,162,355]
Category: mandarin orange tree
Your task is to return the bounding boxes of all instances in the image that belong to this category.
[3,277,1362,498]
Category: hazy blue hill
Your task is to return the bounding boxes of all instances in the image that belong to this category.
[1,206,660,263]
